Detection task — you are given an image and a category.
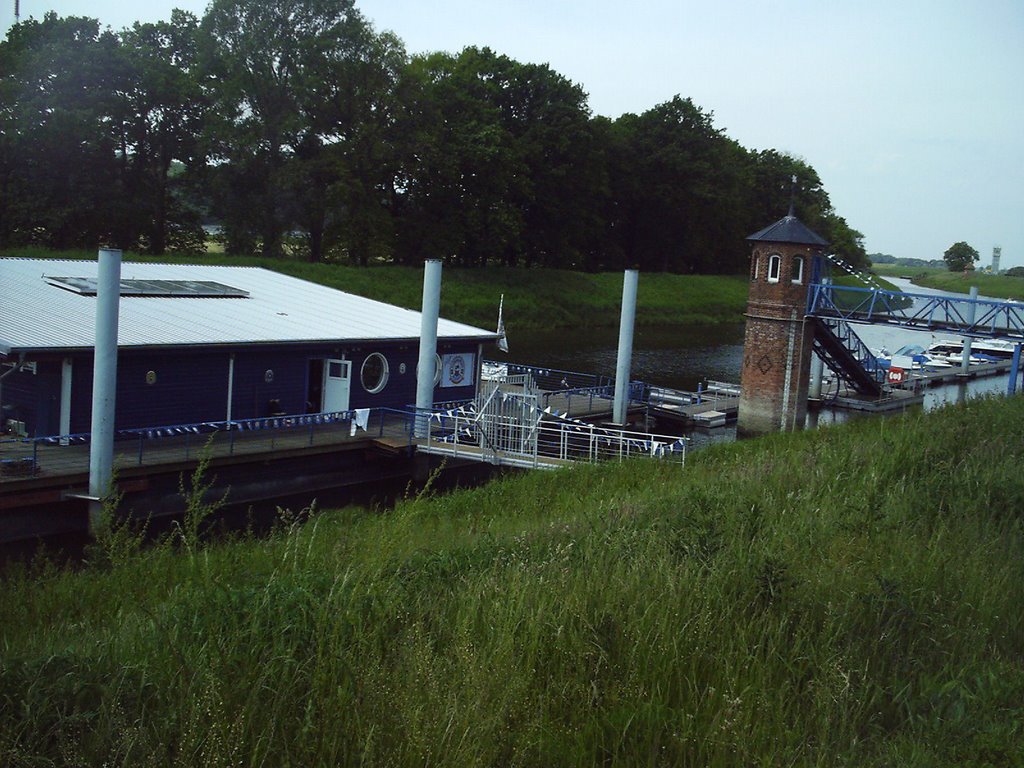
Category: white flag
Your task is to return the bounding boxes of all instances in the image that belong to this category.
[496,293,509,353]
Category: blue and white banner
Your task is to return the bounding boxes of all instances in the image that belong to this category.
[441,353,475,388]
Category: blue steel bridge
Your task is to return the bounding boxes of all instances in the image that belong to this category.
[805,280,1024,398]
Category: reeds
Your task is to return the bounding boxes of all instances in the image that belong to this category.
[2,396,1023,765]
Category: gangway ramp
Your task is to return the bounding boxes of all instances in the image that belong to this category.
[418,377,688,469]
[418,412,687,469]
[812,316,884,396]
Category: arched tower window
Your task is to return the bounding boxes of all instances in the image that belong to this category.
[791,255,804,284]
[750,252,760,281]
[767,254,781,283]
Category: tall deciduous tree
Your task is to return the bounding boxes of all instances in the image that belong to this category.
[393,49,526,267]
[0,14,121,249]
[943,241,980,272]
[608,97,748,273]
[201,0,342,257]
[114,11,207,254]
[392,46,603,268]
[300,23,407,264]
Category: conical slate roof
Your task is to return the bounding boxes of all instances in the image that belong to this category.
[746,215,829,247]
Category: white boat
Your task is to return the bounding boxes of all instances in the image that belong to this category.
[875,344,952,371]
[926,338,1017,362]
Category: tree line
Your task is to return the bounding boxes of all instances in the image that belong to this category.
[0,1,868,273]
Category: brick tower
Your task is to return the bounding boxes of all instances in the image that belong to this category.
[736,211,828,437]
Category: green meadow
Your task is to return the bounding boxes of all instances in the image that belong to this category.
[870,263,1024,302]
[2,395,1022,766]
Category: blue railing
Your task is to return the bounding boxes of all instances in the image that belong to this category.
[0,407,420,478]
[809,283,1024,340]
[815,315,886,383]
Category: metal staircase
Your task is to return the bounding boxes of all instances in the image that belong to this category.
[812,316,884,396]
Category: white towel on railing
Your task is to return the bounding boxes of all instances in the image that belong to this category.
[354,409,370,431]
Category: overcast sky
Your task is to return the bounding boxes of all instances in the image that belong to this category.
[4,0,1022,268]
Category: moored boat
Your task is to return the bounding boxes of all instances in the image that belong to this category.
[874,344,953,371]
[926,338,1016,362]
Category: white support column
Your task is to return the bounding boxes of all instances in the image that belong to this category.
[809,353,824,400]
[960,285,979,374]
[226,352,235,422]
[415,260,442,438]
[60,357,73,445]
[612,269,639,425]
[809,278,828,400]
[88,248,122,531]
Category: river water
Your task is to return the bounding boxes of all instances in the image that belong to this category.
[497,277,1018,448]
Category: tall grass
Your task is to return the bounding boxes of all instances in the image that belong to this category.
[2,396,1023,765]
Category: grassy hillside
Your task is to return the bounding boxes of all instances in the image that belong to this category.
[909,271,1024,302]
[0,247,749,330]
[2,396,1023,765]
[871,263,1024,301]
[869,263,945,279]
[2,247,917,330]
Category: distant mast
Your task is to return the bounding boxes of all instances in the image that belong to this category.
[14,0,19,23]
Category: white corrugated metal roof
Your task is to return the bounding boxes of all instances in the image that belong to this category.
[0,259,497,354]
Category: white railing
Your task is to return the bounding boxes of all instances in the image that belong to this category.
[422,410,688,469]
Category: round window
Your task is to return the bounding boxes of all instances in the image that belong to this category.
[360,353,390,394]
[416,353,443,386]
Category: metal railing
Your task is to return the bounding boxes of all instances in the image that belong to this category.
[539,381,647,413]
[647,382,739,411]
[420,409,687,469]
[815,315,887,383]
[0,408,419,481]
[809,283,1024,340]
[486,360,613,391]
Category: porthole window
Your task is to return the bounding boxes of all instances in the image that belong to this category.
[791,255,804,284]
[415,353,444,386]
[360,353,389,394]
[767,254,781,283]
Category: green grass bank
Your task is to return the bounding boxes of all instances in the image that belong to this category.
[871,263,1024,302]
[2,247,915,330]
[0,247,749,330]
[2,396,1023,766]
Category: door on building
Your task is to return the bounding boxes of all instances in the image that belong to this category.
[321,359,351,413]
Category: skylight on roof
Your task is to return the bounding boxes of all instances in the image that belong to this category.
[44,276,250,298]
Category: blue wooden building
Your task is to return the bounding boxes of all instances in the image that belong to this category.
[0,259,498,437]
